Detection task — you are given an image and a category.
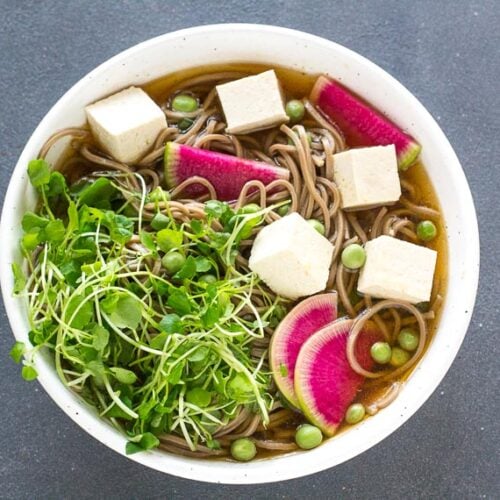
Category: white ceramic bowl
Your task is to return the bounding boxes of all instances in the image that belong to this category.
[0,24,479,484]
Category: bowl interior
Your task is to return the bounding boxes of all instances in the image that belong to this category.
[0,24,479,484]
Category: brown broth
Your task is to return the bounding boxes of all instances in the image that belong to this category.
[82,64,448,456]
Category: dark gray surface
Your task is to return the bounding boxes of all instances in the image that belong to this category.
[0,0,498,498]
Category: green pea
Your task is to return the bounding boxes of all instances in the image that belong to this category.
[285,99,305,122]
[370,341,392,364]
[341,244,366,270]
[307,219,325,236]
[277,203,290,216]
[230,438,257,462]
[162,252,185,274]
[416,220,437,241]
[199,273,217,285]
[397,328,419,351]
[295,424,323,450]
[185,387,211,408]
[172,94,198,113]
[178,118,194,131]
[390,347,411,367]
[345,403,366,424]
[151,213,170,230]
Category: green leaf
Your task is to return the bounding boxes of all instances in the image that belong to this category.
[41,219,65,244]
[167,361,185,385]
[28,320,57,346]
[194,257,211,273]
[174,255,196,280]
[139,231,157,253]
[101,211,133,244]
[201,302,221,328]
[59,259,81,287]
[125,432,159,455]
[21,212,49,232]
[210,231,231,249]
[185,387,212,408]
[137,398,157,420]
[204,200,232,220]
[66,294,94,330]
[21,365,38,381]
[21,232,40,251]
[158,313,183,334]
[77,178,117,208]
[190,219,203,235]
[27,159,51,188]
[67,201,79,234]
[105,399,134,421]
[70,236,97,262]
[187,346,210,363]
[227,373,254,402]
[167,289,192,315]
[110,367,137,385]
[10,341,25,363]
[279,363,289,377]
[92,325,109,351]
[157,228,183,252]
[125,442,144,455]
[81,260,102,275]
[86,359,105,386]
[46,172,68,198]
[150,332,168,350]
[102,293,142,330]
[11,263,26,294]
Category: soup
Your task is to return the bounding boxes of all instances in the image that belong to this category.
[14,64,446,461]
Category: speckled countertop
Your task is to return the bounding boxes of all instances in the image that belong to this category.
[0,1,498,498]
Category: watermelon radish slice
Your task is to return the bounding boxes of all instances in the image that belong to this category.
[269,293,338,408]
[164,142,289,201]
[294,318,381,436]
[310,76,421,170]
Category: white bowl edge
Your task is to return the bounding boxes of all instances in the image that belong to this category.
[0,24,480,484]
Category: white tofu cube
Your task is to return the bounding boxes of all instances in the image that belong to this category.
[216,70,289,134]
[333,145,401,210]
[85,87,167,164]
[249,213,334,299]
[357,235,437,303]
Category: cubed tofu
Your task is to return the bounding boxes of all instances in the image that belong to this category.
[357,235,437,303]
[248,213,334,299]
[333,145,401,210]
[216,70,289,134]
[85,87,167,164]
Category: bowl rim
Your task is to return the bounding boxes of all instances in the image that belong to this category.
[0,23,480,484]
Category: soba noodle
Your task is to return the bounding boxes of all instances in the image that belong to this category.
[32,68,444,458]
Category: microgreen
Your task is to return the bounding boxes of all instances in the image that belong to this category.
[10,341,25,363]
[14,160,289,454]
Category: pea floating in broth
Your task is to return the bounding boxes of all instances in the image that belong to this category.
[11,63,447,461]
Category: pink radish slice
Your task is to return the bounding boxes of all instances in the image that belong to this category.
[310,76,421,170]
[163,142,289,201]
[294,318,381,436]
[269,293,337,408]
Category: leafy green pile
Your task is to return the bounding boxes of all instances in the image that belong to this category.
[12,159,287,454]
